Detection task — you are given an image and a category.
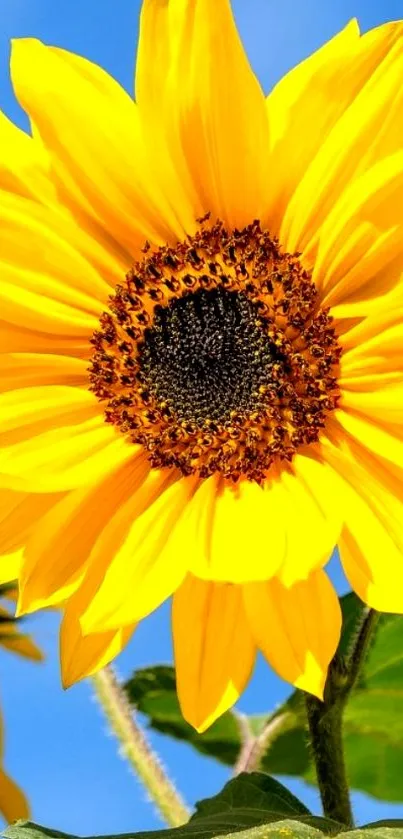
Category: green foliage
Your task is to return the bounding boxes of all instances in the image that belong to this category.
[346,830,403,838]
[5,770,403,839]
[7,819,403,839]
[124,595,403,802]
[2,820,332,839]
[0,772,345,836]
[190,772,310,820]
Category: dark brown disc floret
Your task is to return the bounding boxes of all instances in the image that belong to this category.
[89,219,341,482]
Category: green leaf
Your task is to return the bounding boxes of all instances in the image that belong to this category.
[191,773,310,819]
[260,728,309,777]
[344,827,403,837]
[2,819,335,839]
[4,827,78,839]
[362,821,403,829]
[188,773,343,835]
[8,820,403,839]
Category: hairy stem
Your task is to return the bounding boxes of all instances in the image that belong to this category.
[91,665,190,827]
[234,711,295,775]
[233,712,255,775]
[345,607,380,694]
[305,606,379,827]
[305,685,353,827]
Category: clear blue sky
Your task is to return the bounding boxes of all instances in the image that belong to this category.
[1,0,403,833]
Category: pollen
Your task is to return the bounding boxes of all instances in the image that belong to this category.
[89,219,341,482]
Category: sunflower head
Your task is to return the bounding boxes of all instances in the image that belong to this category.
[89,218,341,483]
[2,0,403,734]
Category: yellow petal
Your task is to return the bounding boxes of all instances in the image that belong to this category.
[61,603,135,687]
[0,550,23,585]
[339,305,403,389]
[324,436,403,613]
[0,191,114,330]
[0,625,43,662]
[0,353,88,392]
[265,19,360,232]
[0,385,97,440]
[189,453,340,586]
[341,529,403,613]
[281,22,403,255]
[340,385,403,423]
[18,455,144,614]
[134,0,202,234]
[312,151,403,315]
[189,475,285,583]
[0,386,133,492]
[173,575,256,731]
[244,570,341,698]
[11,39,188,253]
[0,109,54,204]
[135,0,171,115]
[333,408,403,470]
[0,319,90,359]
[79,472,197,633]
[0,768,29,822]
[275,452,342,586]
[161,0,270,227]
[0,177,128,293]
[0,271,96,338]
[0,487,63,555]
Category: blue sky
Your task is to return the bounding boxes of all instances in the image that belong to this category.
[1,0,403,834]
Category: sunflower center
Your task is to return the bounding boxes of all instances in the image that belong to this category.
[89,219,341,483]
[139,287,286,424]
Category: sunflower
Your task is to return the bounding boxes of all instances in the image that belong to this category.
[1,0,403,732]
[0,584,42,823]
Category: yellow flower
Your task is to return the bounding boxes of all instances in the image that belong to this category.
[0,585,42,823]
[1,0,403,730]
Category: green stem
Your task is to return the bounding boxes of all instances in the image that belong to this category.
[305,607,379,827]
[344,607,380,694]
[91,665,190,827]
[305,682,353,827]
